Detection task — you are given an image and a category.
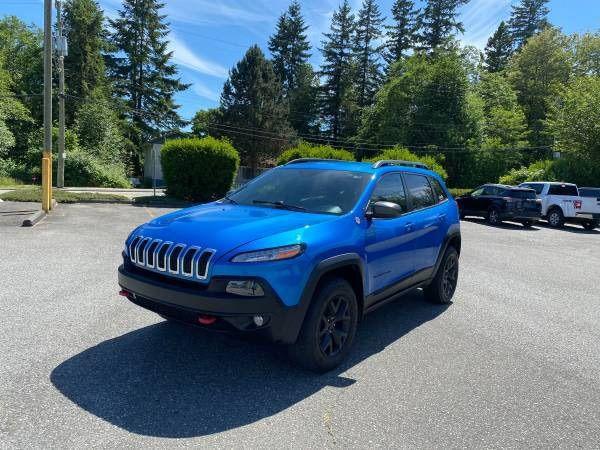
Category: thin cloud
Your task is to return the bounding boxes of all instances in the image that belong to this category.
[168,34,229,79]
[459,0,512,49]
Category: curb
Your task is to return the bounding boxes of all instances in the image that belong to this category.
[22,210,46,227]
[21,199,57,227]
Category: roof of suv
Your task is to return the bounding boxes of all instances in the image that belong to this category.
[278,159,436,177]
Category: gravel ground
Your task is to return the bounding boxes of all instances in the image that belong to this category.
[1,204,599,448]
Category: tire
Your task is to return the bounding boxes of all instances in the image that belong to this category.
[288,277,359,373]
[424,246,459,305]
[487,207,501,225]
[583,220,599,231]
[521,220,533,228]
[547,207,564,228]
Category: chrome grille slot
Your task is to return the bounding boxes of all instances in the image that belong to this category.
[127,237,215,282]
[145,240,161,268]
[136,238,150,265]
[196,249,215,279]
[129,236,141,262]
[156,242,172,271]
[168,244,185,274]
[181,247,199,277]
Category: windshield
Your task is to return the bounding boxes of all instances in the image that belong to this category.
[228,168,372,215]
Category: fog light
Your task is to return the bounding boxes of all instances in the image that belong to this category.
[226,280,265,297]
[253,315,265,327]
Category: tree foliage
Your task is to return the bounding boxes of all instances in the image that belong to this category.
[220,45,292,170]
[109,0,189,171]
[320,0,357,139]
[63,0,109,122]
[416,0,469,52]
[364,146,448,179]
[354,0,385,108]
[509,27,572,149]
[484,21,513,73]
[277,141,354,165]
[385,0,419,66]
[508,0,550,49]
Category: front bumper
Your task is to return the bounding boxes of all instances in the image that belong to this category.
[118,264,305,344]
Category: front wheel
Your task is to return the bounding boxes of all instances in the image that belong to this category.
[288,277,358,373]
[487,207,501,225]
[547,208,564,228]
[424,246,459,304]
[583,220,599,231]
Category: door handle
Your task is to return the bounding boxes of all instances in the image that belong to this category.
[437,214,446,223]
[404,223,414,232]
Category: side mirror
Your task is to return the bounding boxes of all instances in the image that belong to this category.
[367,201,404,219]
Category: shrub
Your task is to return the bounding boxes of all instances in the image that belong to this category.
[59,151,131,188]
[364,146,448,180]
[277,141,354,165]
[499,160,556,185]
[499,157,600,187]
[0,157,29,182]
[161,137,239,201]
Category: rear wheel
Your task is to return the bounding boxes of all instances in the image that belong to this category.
[289,277,358,373]
[424,246,459,304]
[487,207,501,225]
[583,220,599,231]
[547,208,564,228]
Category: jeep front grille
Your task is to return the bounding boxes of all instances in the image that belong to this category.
[128,236,216,282]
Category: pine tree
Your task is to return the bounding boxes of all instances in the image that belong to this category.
[320,0,356,139]
[508,0,550,50]
[354,0,385,108]
[108,0,188,172]
[63,0,109,123]
[416,0,469,52]
[268,1,311,93]
[385,0,419,66]
[220,45,292,171]
[484,21,513,72]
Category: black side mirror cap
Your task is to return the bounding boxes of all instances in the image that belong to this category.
[368,201,404,219]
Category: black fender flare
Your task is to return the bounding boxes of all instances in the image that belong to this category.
[277,253,365,344]
[432,226,461,279]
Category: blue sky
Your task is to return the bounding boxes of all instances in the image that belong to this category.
[2,0,599,122]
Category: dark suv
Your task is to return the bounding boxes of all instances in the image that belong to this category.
[119,159,461,372]
[457,184,541,227]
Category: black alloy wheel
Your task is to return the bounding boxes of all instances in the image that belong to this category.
[317,295,352,357]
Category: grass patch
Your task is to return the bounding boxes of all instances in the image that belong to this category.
[132,195,194,208]
[0,187,130,203]
[449,188,471,197]
[0,177,34,189]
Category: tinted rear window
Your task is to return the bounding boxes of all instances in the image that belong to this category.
[404,173,436,210]
[507,189,537,200]
[579,188,600,198]
[521,183,544,194]
[548,184,579,196]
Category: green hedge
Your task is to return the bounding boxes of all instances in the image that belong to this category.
[364,146,448,180]
[161,137,239,202]
[277,141,354,165]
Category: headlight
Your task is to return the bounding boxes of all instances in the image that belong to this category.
[231,244,304,263]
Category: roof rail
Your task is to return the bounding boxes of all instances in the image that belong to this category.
[372,160,429,170]
[285,158,351,165]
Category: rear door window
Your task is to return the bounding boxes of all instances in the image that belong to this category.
[429,177,448,203]
[404,173,436,211]
[508,189,537,200]
[521,183,544,195]
[548,184,579,196]
[579,188,600,198]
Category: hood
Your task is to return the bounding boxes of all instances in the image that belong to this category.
[135,202,338,254]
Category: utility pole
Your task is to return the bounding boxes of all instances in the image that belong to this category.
[56,0,66,188]
[42,0,53,212]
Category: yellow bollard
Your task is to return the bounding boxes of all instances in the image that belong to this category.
[42,157,50,212]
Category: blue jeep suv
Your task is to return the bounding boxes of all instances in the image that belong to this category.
[118,159,461,372]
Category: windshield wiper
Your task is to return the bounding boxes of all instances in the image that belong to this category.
[252,200,307,212]
[223,194,238,204]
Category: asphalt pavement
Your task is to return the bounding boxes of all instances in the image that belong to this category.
[1,204,599,448]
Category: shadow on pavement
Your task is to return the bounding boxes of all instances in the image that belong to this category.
[51,291,447,438]
[535,221,599,235]
[462,217,539,231]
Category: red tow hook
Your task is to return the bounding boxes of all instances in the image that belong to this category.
[118,289,130,298]
[198,315,217,325]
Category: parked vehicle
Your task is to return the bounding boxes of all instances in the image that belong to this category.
[519,182,600,230]
[456,184,541,227]
[118,159,461,372]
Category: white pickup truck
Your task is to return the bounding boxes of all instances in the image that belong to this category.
[519,182,600,230]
